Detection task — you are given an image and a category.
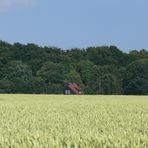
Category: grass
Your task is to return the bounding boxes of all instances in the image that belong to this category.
[0,94,148,147]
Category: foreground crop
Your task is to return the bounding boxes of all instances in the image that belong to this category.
[0,95,148,147]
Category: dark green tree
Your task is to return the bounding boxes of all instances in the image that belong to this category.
[64,70,83,86]
[37,61,66,83]
[123,59,148,95]
[0,61,33,93]
[36,61,66,93]
[91,65,123,94]
[76,60,94,84]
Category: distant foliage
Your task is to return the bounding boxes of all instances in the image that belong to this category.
[0,40,148,95]
[123,59,148,95]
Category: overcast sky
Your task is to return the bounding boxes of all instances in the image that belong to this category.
[0,0,147,51]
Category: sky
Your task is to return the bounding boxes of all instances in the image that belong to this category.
[0,0,148,52]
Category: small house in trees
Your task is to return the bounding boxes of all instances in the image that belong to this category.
[65,83,83,95]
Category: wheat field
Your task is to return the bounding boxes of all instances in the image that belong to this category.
[0,95,148,147]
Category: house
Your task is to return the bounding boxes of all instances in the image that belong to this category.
[65,83,83,95]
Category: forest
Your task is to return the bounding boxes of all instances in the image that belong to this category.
[0,40,147,95]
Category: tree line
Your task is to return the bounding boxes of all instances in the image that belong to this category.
[0,40,148,95]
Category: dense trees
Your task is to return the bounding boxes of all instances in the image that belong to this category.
[123,59,148,95]
[0,61,32,93]
[89,65,123,94]
[0,40,147,95]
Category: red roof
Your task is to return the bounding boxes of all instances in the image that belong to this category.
[68,83,82,95]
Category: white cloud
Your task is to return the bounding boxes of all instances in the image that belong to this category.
[0,0,35,11]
